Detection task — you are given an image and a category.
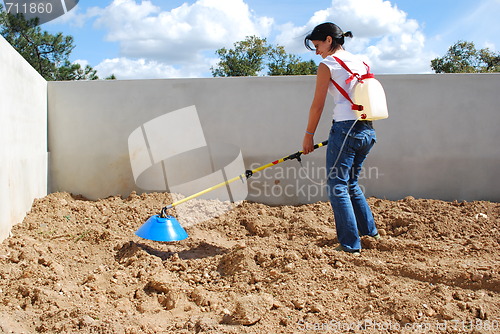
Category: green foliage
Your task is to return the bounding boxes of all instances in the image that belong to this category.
[431,41,500,73]
[267,45,318,76]
[211,36,270,77]
[0,5,108,81]
[211,36,317,77]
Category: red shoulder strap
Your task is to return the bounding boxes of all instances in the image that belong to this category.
[329,78,362,111]
[332,56,374,84]
[330,56,374,113]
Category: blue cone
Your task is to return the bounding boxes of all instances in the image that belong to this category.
[135,215,188,242]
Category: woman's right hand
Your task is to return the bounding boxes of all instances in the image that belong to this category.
[302,134,315,155]
[302,63,330,155]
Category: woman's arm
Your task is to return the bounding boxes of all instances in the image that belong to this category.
[302,62,331,154]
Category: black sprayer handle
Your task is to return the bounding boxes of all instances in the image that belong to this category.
[290,139,329,162]
[316,140,329,149]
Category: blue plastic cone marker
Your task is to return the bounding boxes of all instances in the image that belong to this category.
[135,215,188,242]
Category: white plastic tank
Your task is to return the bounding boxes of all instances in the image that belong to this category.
[352,78,389,120]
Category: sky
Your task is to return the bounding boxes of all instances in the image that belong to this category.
[25,0,500,79]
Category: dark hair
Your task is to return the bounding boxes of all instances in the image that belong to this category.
[304,22,353,51]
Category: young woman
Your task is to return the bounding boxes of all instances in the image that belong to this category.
[302,22,380,255]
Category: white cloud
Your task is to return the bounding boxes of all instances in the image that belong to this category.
[95,57,182,80]
[73,59,89,67]
[95,54,219,80]
[92,0,273,63]
[83,0,275,78]
[276,0,434,73]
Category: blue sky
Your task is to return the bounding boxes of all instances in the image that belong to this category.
[29,0,500,79]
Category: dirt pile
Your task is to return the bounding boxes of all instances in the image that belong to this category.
[0,192,499,333]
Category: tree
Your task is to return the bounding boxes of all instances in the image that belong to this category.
[431,41,500,73]
[211,36,270,77]
[211,36,317,77]
[0,5,109,81]
[267,45,317,76]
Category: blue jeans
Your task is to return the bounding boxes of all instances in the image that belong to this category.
[326,120,378,252]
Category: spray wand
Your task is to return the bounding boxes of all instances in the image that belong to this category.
[159,140,328,217]
[137,140,328,242]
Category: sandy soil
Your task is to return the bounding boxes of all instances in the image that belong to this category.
[0,192,499,334]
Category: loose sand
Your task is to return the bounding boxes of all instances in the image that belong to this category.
[0,192,498,333]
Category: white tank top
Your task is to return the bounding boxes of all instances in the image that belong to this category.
[321,50,369,121]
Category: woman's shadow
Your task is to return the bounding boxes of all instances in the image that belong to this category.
[115,240,229,262]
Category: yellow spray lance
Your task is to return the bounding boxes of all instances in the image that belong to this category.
[135,140,328,242]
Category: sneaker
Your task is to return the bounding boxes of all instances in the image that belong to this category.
[334,245,361,256]
[372,233,381,240]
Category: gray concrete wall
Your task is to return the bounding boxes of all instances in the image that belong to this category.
[0,36,48,242]
[371,74,500,201]
[48,73,500,204]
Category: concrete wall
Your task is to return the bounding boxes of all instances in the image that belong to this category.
[0,36,48,242]
[48,76,329,205]
[48,73,500,204]
[371,74,500,201]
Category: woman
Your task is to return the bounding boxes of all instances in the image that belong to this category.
[302,22,379,255]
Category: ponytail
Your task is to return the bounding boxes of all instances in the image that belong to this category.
[343,31,353,38]
[304,23,353,51]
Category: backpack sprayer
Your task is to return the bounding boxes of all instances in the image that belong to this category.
[329,56,389,168]
[330,56,388,122]
[135,140,328,242]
